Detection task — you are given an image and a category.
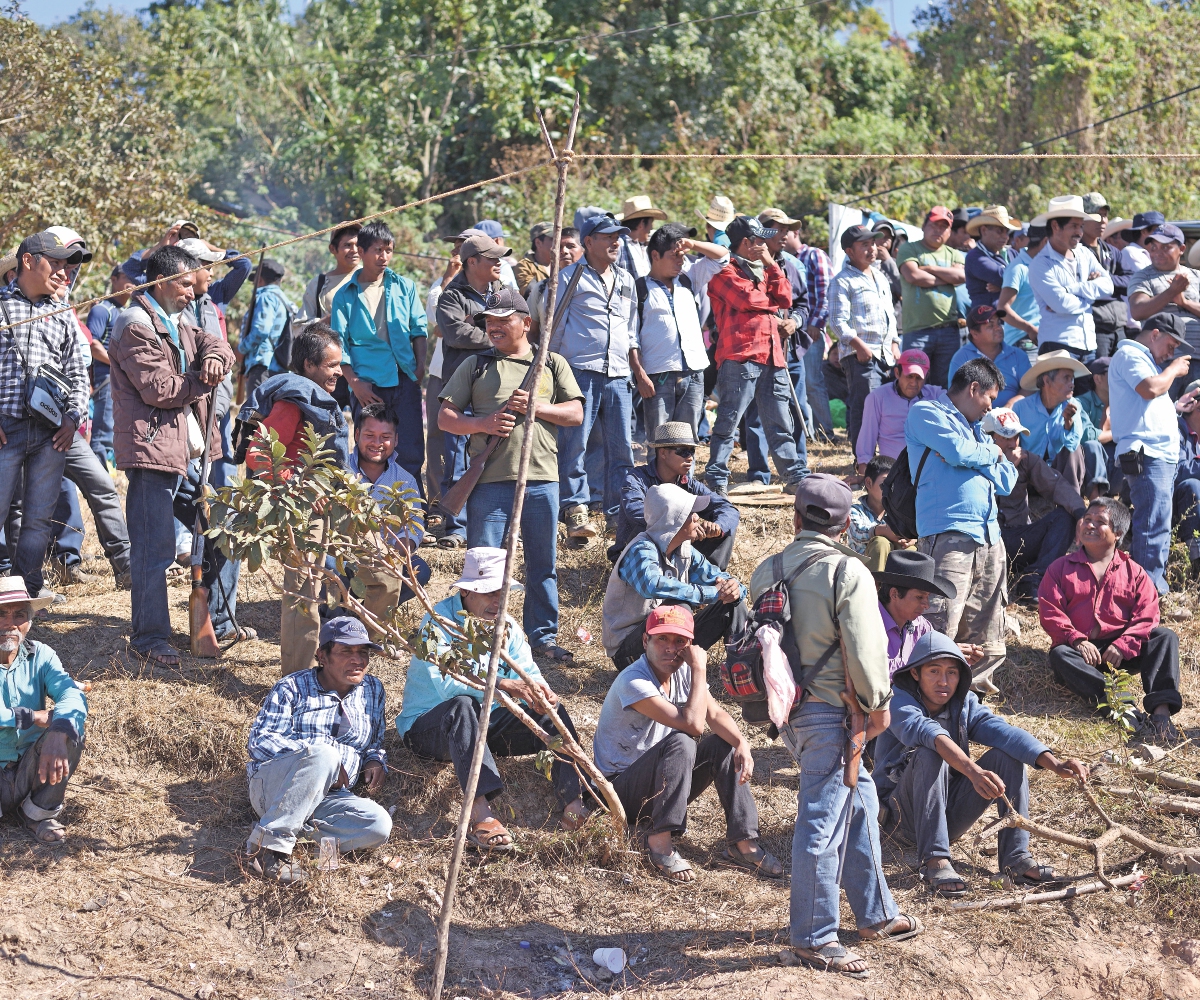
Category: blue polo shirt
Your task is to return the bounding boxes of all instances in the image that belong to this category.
[1109,338,1180,463]
[946,339,1031,407]
[1001,249,1040,345]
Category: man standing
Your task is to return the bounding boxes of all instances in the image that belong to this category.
[1128,223,1200,389]
[1081,196,1125,359]
[703,215,808,495]
[298,223,362,322]
[854,349,943,474]
[898,206,967,388]
[963,206,1020,309]
[616,196,668,279]
[906,358,1017,694]
[550,214,639,538]
[997,223,1047,358]
[794,228,835,438]
[947,304,1031,407]
[526,228,583,342]
[1107,313,1190,595]
[831,224,900,456]
[1028,195,1113,362]
[331,221,427,484]
[514,222,554,296]
[752,475,922,977]
[237,258,292,398]
[85,265,137,468]
[0,232,90,604]
[439,288,584,664]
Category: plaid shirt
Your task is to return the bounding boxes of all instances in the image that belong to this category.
[831,260,898,361]
[616,537,740,605]
[796,244,833,330]
[618,235,650,279]
[246,668,387,784]
[0,286,90,423]
[706,259,792,367]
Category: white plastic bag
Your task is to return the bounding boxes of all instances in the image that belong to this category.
[758,623,796,728]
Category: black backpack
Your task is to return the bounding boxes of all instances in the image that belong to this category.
[270,307,296,374]
[880,446,931,540]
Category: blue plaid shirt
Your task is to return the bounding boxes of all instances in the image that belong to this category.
[616,538,741,605]
[246,668,387,784]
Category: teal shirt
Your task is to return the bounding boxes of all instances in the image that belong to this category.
[395,594,544,738]
[0,640,88,763]
[330,267,427,386]
[1001,249,1040,345]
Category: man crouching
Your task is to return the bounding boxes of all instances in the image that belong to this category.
[245,616,392,883]
[0,578,87,843]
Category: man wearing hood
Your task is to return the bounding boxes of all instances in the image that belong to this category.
[874,632,1087,898]
[602,483,746,670]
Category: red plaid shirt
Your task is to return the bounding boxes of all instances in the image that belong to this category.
[707,260,792,366]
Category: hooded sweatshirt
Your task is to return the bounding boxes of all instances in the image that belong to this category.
[601,484,734,654]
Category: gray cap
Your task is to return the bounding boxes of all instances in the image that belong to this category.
[794,473,853,527]
[530,221,554,242]
[318,615,383,651]
[1082,192,1109,215]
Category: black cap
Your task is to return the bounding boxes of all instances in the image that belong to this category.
[725,214,778,251]
[793,473,853,527]
[1142,312,1189,343]
[473,287,530,328]
[1086,356,1111,376]
[966,303,1007,328]
[17,231,84,265]
[840,224,876,251]
[253,257,286,282]
[951,207,971,225]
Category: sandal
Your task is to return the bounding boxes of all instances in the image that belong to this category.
[1005,863,1062,887]
[780,942,869,979]
[437,534,466,550]
[920,861,969,898]
[218,625,258,643]
[857,912,924,943]
[131,643,181,667]
[721,843,785,879]
[467,816,514,852]
[647,849,694,882]
[22,813,65,844]
[534,643,576,666]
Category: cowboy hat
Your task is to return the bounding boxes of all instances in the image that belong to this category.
[1189,240,1200,270]
[451,548,523,594]
[0,246,17,277]
[1103,218,1135,240]
[696,195,736,231]
[1019,349,1091,392]
[615,195,668,223]
[872,550,957,601]
[1041,195,1087,221]
[965,205,1022,235]
[0,576,54,612]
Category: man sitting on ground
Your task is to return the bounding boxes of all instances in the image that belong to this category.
[853,349,943,478]
[614,422,740,569]
[847,455,912,572]
[1013,350,1103,497]
[984,407,1088,604]
[397,548,590,850]
[602,484,747,670]
[1039,498,1184,743]
[592,604,782,882]
[245,616,393,884]
[946,303,1031,407]
[0,578,87,844]
[874,632,1087,898]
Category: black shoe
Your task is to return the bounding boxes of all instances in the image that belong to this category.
[249,849,307,884]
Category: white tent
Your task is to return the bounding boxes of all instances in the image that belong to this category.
[827,203,922,273]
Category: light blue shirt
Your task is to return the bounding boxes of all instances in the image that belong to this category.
[1012,392,1087,461]
[348,448,425,547]
[1001,248,1040,345]
[549,260,638,377]
[0,640,88,764]
[905,397,1017,544]
[1108,339,1180,463]
[1028,243,1113,352]
[238,284,292,372]
[946,340,1030,406]
[330,268,426,387]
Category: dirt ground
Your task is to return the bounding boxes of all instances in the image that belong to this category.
[4,434,1200,1000]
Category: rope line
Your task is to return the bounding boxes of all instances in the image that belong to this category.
[577,152,1200,160]
[203,210,452,261]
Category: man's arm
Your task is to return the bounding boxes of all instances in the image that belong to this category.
[435,287,490,351]
[1036,562,1088,648]
[627,645,711,737]
[629,348,656,399]
[617,540,718,605]
[996,286,1039,337]
[1108,566,1161,661]
[1030,256,1108,316]
[246,681,303,762]
[208,251,253,307]
[854,390,881,469]
[109,317,216,410]
[1135,354,1193,400]
[907,402,1003,471]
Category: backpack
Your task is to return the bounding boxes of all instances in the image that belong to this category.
[721,550,848,731]
[270,306,295,374]
[880,445,931,540]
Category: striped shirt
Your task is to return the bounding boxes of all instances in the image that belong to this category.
[797,244,833,329]
[831,260,898,361]
[0,286,90,423]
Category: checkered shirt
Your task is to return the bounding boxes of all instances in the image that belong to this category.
[0,286,90,423]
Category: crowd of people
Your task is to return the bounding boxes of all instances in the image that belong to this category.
[0,186,1194,979]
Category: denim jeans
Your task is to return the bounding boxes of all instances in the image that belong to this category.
[64,433,130,573]
[804,337,834,437]
[740,404,771,484]
[350,375,424,486]
[643,370,705,443]
[53,480,84,565]
[177,459,240,638]
[90,361,114,467]
[439,431,468,539]
[0,416,69,596]
[705,360,807,491]
[1127,455,1176,594]
[1002,507,1075,588]
[467,479,559,646]
[246,744,392,856]
[1174,477,1200,559]
[840,353,886,459]
[780,699,897,948]
[903,325,962,388]
[558,369,634,516]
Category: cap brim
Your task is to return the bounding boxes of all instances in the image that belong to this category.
[871,571,957,601]
[455,579,524,593]
[645,623,694,639]
[588,225,630,238]
[1145,233,1184,245]
[691,494,711,514]
[332,638,385,652]
[43,248,84,264]
[898,364,928,377]
[759,227,779,238]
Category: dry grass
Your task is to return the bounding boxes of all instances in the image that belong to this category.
[3,438,1200,999]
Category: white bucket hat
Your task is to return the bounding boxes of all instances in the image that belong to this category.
[451,547,523,594]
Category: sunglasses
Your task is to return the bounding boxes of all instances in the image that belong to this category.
[669,447,696,458]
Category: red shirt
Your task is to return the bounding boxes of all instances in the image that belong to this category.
[1037,548,1159,660]
[245,400,305,478]
[706,260,791,367]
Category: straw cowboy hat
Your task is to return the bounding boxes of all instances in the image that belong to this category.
[696,195,736,231]
[1103,218,1135,240]
[1041,195,1088,221]
[1019,349,1091,392]
[0,576,55,612]
[0,247,17,277]
[615,195,668,223]
[966,205,1022,235]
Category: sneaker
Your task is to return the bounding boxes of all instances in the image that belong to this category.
[705,479,728,497]
[1162,593,1193,622]
[563,504,599,538]
[37,588,66,605]
[1133,713,1184,747]
[113,567,133,591]
[782,481,801,496]
[248,849,308,885]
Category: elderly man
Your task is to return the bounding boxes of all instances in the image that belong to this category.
[1128,223,1200,390]
[854,349,943,475]
[0,577,87,844]
[245,616,393,884]
[398,548,591,851]
[897,206,968,388]
[947,303,1031,407]
[964,206,1020,309]
[1012,350,1099,496]
[514,221,554,296]
[997,223,1048,358]
[0,232,90,605]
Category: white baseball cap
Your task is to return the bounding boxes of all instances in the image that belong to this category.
[980,408,1030,438]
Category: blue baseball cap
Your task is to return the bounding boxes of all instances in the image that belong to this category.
[474,219,507,240]
[318,615,383,651]
[1145,223,1185,246]
[1131,211,1166,231]
[580,214,630,239]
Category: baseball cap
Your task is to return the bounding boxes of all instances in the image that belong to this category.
[794,473,853,527]
[1082,192,1109,215]
[529,221,554,242]
[645,604,695,640]
[459,234,513,260]
[17,231,84,265]
[966,303,1007,328]
[1143,312,1189,343]
[871,219,896,237]
[318,615,383,651]
[1086,356,1111,376]
[172,219,200,237]
[1131,211,1166,231]
[443,227,487,245]
[758,208,802,229]
[579,214,630,240]
[980,407,1029,438]
[951,207,971,225]
[176,238,225,264]
[473,287,530,328]
[1145,223,1185,245]
[474,220,507,240]
[45,226,93,263]
[896,348,930,376]
[725,215,777,249]
[839,224,875,251]
[925,206,953,224]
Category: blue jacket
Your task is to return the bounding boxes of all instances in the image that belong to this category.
[905,397,1017,544]
[1013,392,1089,462]
[0,640,87,764]
[239,284,293,372]
[239,371,350,469]
[330,267,426,387]
[616,465,739,553]
[872,632,1048,802]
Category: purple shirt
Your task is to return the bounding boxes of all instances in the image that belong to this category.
[881,603,933,678]
[856,381,946,465]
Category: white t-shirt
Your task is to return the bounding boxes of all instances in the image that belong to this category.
[426,278,445,379]
[592,656,691,777]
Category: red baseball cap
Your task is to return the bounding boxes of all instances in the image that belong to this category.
[896,348,931,376]
[645,605,695,640]
[926,206,953,224]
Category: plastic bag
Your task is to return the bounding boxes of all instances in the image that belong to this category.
[758,623,796,728]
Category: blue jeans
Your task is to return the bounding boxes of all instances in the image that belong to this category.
[840,353,886,460]
[90,362,114,468]
[439,431,468,539]
[53,480,84,566]
[558,369,634,517]
[903,325,961,388]
[177,459,241,638]
[1174,478,1200,559]
[211,410,238,489]
[350,375,424,486]
[780,700,897,948]
[740,404,771,484]
[1128,455,1176,595]
[0,416,69,596]
[706,360,807,491]
[467,480,559,647]
[804,338,833,437]
[643,370,705,443]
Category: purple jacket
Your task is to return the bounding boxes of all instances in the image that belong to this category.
[856,381,945,465]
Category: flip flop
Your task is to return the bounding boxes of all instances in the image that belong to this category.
[1005,864,1063,887]
[857,912,924,943]
[130,642,181,667]
[780,942,869,979]
[721,843,785,879]
[920,861,969,898]
[533,643,576,665]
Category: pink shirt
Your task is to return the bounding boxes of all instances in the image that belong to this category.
[856,382,945,465]
[881,603,933,678]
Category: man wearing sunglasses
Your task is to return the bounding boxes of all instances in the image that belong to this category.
[613,421,739,569]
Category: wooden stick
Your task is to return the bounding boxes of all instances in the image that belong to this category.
[949,872,1143,911]
[1127,763,1200,795]
[1104,787,1200,816]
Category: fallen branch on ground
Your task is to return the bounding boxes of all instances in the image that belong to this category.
[1103,786,1200,816]
[1127,763,1200,796]
[949,871,1144,911]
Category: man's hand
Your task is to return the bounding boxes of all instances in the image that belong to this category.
[31,709,53,727]
[873,522,907,546]
[1075,639,1102,666]
[334,765,351,789]
[1063,399,1077,431]
[846,336,873,364]
[1087,270,1104,282]
[51,416,78,452]
[986,282,1001,294]
[361,761,385,795]
[698,520,724,541]
[634,371,656,400]
[1170,272,1192,296]
[506,388,532,416]
[442,252,462,283]
[957,643,985,666]
[1038,752,1088,783]
[481,408,517,437]
[1101,646,1124,670]
[201,356,225,386]
[714,577,742,604]
[865,707,891,741]
[732,740,754,785]
[967,764,1007,800]
[0,424,6,447]
[37,732,72,786]
[499,677,559,708]
[1165,355,1193,381]
[351,378,384,407]
[778,317,797,337]
[681,644,707,674]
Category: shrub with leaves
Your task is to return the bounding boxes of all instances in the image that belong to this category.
[1099,667,1142,733]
